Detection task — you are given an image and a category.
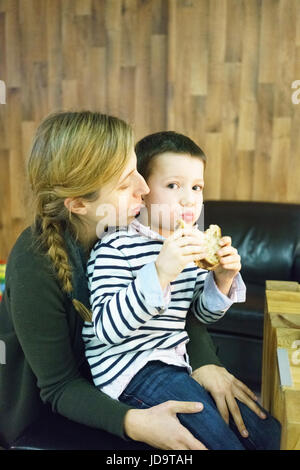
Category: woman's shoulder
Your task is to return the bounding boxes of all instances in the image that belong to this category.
[5,226,66,304]
[6,226,51,274]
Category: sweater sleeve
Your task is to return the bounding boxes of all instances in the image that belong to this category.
[9,251,133,439]
[185,308,224,370]
[89,243,170,345]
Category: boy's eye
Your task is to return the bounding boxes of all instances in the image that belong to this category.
[167,183,179,189]
[193,185,203,191]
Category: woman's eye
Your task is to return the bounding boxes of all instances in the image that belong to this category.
[193,185,203,191]
[119,185,130,190]
[167,183,179,189]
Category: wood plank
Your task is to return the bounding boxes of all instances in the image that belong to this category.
[90,47,107,112]
[166,0,176,130]
[121,0,137,68]
[274,0,296,117]
[5,0,21,87]
[204,132,222,201]
[225,0,243,62]
[208,0,226,63]
[266,280,300,292]
[266,290,300,315]
[150,34,166,132]
[237,100,257,151]
[75,0,92,16]
[46,0,63,111]
[189,0,208,97]
[253,83,274,201]
[134,0,152,140]
[221,120,238,200]
[239,0,260,102]
[1,0,300,260]
[271,117,291,202]
[206,63,224,133]
[258,0,279,84]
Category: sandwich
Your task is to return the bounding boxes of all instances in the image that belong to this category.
[176,219,222,270]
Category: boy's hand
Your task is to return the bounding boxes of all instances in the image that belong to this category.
[155,227,207,290]
[213,236,241,296]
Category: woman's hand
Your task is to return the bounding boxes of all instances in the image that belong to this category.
[191,365,266,438]
[123,400,208,450]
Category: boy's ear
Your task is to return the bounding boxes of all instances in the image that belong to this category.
[64,197,88,215]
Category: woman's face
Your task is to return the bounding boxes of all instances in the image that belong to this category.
[85,149,149,237]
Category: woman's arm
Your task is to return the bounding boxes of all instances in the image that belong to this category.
[185,307,223,369]
[9,250,133,439]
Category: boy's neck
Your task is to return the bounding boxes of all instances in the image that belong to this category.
[137,209,174,238]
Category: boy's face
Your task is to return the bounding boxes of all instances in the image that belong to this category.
[141,152,204,237]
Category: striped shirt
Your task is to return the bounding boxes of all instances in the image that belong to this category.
[82,219,246,399]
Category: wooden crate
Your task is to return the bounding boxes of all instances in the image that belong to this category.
[262,281,300,410]
[262,281,300,450]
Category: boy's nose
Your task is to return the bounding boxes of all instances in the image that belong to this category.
[180,194,195,206]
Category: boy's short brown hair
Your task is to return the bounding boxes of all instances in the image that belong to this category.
[135,131,206,181]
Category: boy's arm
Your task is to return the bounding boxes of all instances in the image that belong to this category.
[89,243,171,345]
[190,270,246,325]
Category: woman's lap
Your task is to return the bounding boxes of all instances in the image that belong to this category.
[119,360,281,450]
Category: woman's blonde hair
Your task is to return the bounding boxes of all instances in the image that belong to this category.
[26,110,134,321]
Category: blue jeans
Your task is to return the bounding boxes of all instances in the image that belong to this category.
[119,361,281,450]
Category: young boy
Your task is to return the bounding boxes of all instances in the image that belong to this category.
[82,131,257,449]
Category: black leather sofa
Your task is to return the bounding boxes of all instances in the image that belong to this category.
[203,200,300,392]
[6,200,300,450]
[8,407,152,451]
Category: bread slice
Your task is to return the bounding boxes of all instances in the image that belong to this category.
[195,224,222,270]
[176,219,222,270]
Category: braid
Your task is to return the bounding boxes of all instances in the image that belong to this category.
[41,217,73,294]
[40,216,93,323]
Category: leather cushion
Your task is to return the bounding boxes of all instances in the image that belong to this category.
[9,410,152,450]
[202,201,300,286]
[207,283,265,339]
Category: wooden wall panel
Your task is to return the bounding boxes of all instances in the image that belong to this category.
[0,0,300,260]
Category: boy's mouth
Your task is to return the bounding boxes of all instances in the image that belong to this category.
[181,212,194,223]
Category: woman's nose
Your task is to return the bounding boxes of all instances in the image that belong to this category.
[134,172,150,196]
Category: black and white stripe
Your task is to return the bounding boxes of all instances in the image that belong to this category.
[82,227,226,389]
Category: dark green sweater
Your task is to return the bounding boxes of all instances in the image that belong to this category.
[0,226,222,447]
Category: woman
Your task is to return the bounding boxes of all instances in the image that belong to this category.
[0,111,271,450]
